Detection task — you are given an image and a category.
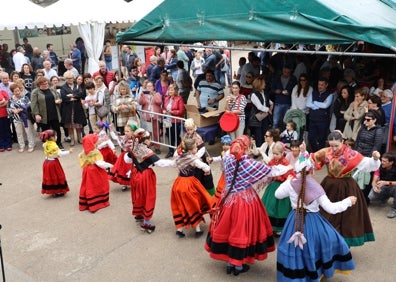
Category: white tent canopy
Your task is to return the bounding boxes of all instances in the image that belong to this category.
[1,0,163,73]
[0,0,163,30]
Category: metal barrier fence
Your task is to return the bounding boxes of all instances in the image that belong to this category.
[137,109,187,150]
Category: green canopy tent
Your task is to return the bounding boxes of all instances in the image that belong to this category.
[117,0,396,53]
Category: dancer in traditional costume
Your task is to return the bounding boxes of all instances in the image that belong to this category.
[183,118,215,195]
[275,157,356,281]
[310,130,380,246]
[169,137,214,238]
[39,129,72,197]
[205,135,291,276]
[109,123,137,191]
[261,142,295,235]
[78,134,113,213]
[124,128,171,233]
[208,135,232,207]
[93,121,117,165]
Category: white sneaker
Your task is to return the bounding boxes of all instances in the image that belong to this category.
[387,209,396,218]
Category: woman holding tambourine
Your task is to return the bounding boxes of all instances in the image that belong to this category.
[222,81,247,140]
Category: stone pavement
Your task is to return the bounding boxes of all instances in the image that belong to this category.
[0,140,396,282]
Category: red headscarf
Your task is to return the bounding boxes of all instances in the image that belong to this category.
[82,134,98,154]
[230,135,250,160]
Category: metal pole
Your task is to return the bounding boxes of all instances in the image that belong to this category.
[0,224,6,282]
[122,40,396,58]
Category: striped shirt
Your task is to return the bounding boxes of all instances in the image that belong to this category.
[226,94,247,120]
[197,80,224,108]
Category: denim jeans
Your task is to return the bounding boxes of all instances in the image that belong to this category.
[368,185,396,209]
[272,103,290,129]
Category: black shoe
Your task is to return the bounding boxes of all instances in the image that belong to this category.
[176,231,186,238]
[141,223,156,234]
[233,264,250,276]
[58,144,65,151]
[57,193,65,197]
[134,215,144,222]
[226,265,235,275]
[165,151,174,158]
[195,231,204,238]
[121,186,128,192]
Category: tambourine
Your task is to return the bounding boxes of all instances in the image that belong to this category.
[219,112,240,132]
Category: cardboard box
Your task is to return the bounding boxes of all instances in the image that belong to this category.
[185,105,224,127]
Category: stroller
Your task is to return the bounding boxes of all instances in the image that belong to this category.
[283,109,306,142]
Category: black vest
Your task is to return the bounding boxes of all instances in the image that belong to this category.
[309,90,331,121]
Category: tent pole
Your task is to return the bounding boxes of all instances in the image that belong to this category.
[121,40,396,58]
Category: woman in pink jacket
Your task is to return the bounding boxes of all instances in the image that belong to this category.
[139,81,163,154]
[162,84,185,158]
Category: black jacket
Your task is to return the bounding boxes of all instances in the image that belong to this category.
[354,125,383,156]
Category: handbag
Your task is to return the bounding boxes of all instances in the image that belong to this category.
[248,91,268,127]
[255,111,268,121]
[95,105,109,118]
[163,119,172,128]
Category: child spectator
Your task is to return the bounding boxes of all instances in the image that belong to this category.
[280,120,298,148]
[39,129,73,197]
[78,134,113,213]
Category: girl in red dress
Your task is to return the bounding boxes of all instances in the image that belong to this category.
[124,129,169,233]
[261,142,296,235]
[78,134,113,212]
[39,129,73,197]
[205,135,291,276]
[109,123,137,191]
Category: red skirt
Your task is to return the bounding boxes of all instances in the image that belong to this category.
[79,164,110,212]
[41,159,70,195]
[212,172,226,207]
[99,147,118,165]
[171,176,213,229]
[205,188,275,266]
[109,151,130,185]
[130,166,156,220]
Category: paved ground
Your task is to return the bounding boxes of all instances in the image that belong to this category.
[1,47,396,281]
[1,140,396,282]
